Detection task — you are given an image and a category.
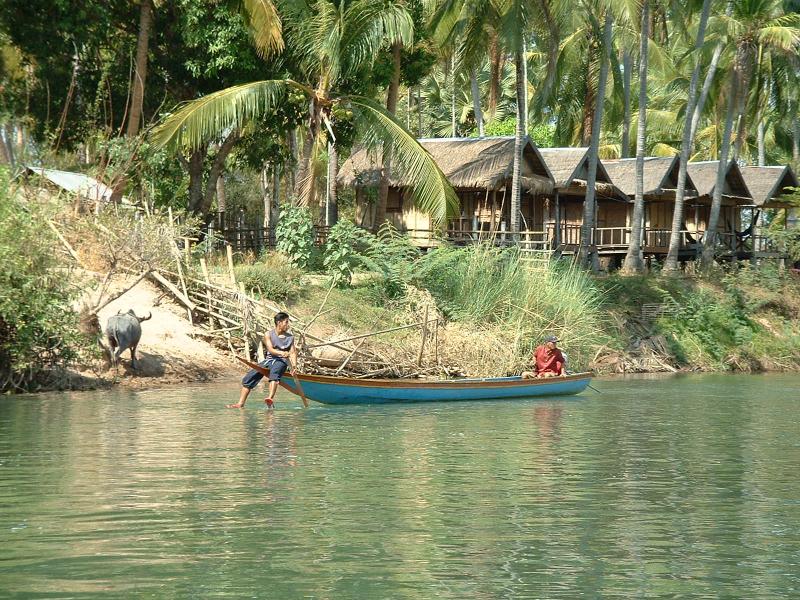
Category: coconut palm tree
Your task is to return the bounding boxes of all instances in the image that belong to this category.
[662,0,713,272]
[701,0,800,268]
[621,0,649,274]
[151,0,458,226]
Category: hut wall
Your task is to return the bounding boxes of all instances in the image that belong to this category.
[596,201,628,228]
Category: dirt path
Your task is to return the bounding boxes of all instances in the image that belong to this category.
[94,276,238,389]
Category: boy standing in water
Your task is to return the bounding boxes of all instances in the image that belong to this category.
[227,312,297,409]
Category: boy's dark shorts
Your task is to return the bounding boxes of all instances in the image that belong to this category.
[242,358,289,389]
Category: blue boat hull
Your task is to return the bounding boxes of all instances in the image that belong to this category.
[280,373,592,405]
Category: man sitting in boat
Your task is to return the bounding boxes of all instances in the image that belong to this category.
[522,335,566,379]
[227,312,297,409]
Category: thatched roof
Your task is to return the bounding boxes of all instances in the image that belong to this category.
[338,136,553,193]
[537,147,613,187]
[740,165,799,208]
[686,160,752,204]
[602,156,697,198]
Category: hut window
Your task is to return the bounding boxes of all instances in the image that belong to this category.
[387,189,403,212]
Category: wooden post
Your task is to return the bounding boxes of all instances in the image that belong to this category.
[433,316,439,365]
[168,207,192,324]
[226,245,236,286]
[554,191,561,250]
[239,282,251,358]
[199,257,216,330]
[417,305,429,366]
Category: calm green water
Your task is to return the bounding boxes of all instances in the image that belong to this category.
[1,374,799,598]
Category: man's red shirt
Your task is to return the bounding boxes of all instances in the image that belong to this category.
[534,345,565,375]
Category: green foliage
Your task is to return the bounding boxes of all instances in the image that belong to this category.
[323,220,375,285]
[412,244,606,369]
[235,253,303,301]
[0,170,84,392]
[275,205,315,269]
[479,118,556,147]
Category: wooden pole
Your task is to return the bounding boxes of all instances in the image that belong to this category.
[226,245,236,285]
[307,318,439,349]
[199,257,216,330]
[417,305,429,366]
[434,315,439,365]
[239,282,251,358]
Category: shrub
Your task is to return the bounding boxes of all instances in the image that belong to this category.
[0,170,85,392]
[235,253,303,301]
[323,220,375,285]
[275,205,315,269]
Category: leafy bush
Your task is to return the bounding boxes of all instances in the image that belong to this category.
[235,253,303,301]
[276,205,315,269]
[323,220,375,285]
[0,170,85,392]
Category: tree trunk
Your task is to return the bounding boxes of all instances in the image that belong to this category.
[187,149,206,213]
[793,112,800,167]
[510,45,527,236]
[295,101,321,207]
[689,3,730,145]
[326,143,338,226]
[663,0,712,272]
[126,0,153,137]
[701,60,740,269]
[522,39,528,136]
[579,12,613,269]
[580,29,597,147]
[757,120,766,166]
[470,68,485,136]
[488,33,502,120]
[451,55,457,137]
[374,42,402,232]
[216,175,227,213]
[622,0,649,274]
[621,50,632,157]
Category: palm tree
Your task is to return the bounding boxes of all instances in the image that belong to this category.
[152,0,458,226]
[701,0,800,268]
[579,9,613,268]
[621,0,649,274]
[662,0,712,272]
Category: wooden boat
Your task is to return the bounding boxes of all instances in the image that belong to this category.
[236,357,591,405]
[279,371,593,405]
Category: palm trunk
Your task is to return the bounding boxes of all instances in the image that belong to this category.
[689,3,730,145]
[757,120,765,166]
[522,38,528,135]
[488,34,502,120]
[326,143,338,226]
[187,149,206,213]
[579,12,613,269]
[126,0,153,137]
[470,68,485,136]
[510,45,527,236]
[621,50,632,157]
[793,112,799,167]
[701,61,740,269]
[374,42,402,232]
[580,43,596,146]
[622,0,649,274]
[663,0,712,272]
[451,55,457,137]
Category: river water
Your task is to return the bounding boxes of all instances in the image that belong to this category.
[1,374,799,598]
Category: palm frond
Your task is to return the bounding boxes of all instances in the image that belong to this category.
[346,96,459,226]
[242,0,284,57]
[151,80,308,151]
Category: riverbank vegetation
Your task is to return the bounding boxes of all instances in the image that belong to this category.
[3,183,800,393]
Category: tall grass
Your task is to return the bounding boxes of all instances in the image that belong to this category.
[413,245,606,372]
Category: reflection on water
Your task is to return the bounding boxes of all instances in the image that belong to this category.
[1,374,800,597]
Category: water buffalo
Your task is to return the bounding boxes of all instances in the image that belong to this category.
[106,310,152,369]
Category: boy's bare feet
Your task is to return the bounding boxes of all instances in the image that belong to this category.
[226,403,245,409]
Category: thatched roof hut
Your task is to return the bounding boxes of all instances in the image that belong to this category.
[602,156,697,198]
[537,147,620,198]
[338,136,553,193]
[740,165,799,208]
[686,160,752,205]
